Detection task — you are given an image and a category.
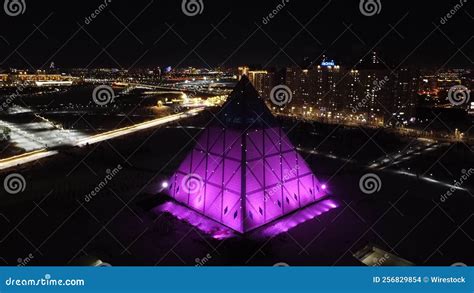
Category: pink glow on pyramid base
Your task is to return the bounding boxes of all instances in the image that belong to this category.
[154,197,338,239]
[254,198,339,238]
[154,201,235,240]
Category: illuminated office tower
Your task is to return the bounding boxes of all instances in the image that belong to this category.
[248,70,273,98]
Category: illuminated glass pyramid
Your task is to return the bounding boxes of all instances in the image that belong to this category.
[166,76,328,233]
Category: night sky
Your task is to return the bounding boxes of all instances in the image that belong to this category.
[0,0,472,69]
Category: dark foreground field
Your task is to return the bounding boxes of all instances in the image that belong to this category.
[0,112,472,266]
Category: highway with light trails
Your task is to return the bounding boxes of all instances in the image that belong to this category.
[0,108,204,171]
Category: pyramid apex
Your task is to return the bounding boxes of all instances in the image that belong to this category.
[215,76,277,128]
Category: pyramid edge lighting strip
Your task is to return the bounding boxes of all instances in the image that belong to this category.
[164,126,329,233]
[154,197,339,239]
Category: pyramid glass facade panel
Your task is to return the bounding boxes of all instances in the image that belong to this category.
[166,76,328,233]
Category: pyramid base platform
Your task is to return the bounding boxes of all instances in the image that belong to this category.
[153,196,339,239]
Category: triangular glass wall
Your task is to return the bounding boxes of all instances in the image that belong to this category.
[166,76,328,233]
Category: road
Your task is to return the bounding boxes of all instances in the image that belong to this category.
[0,108,204,171]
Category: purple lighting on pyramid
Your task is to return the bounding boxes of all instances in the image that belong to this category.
[164,76,331,234]
[257,199,339,237]
[155,202,234,240]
